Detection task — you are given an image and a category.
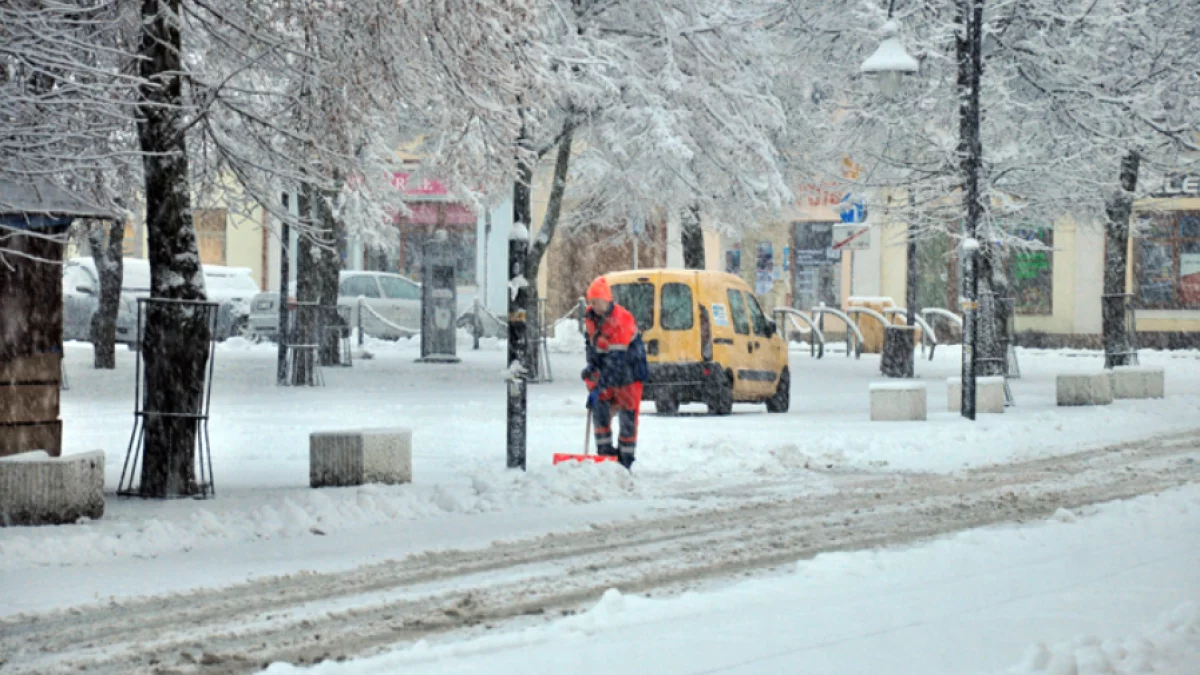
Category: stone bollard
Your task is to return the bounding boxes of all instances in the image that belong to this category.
[0,450,105,526]
[310,428,413,488]
[947,376,1006,414]
[870,382,927,421]
[1108,366,1165,400]
[1056,373,1113,407]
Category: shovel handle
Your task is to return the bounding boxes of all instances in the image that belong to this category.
[584,408,592,456]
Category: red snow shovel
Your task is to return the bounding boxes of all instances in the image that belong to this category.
[553,408,617,465]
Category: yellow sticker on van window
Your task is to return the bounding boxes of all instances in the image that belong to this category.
[711,303,729,327]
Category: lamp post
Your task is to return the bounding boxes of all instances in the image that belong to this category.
[861,2,983,419]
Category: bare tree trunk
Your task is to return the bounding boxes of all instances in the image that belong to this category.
[292,185,317,385]
[681,204,705,270]
[136,0,210,498]
[314,188,344,366]
[1103,151,1140,368]
[87,221,124,369]
[507,116,534,471]
[526,117,576,381]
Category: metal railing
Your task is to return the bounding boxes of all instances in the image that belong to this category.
[882,308,939,360]
[772,307,825,359]
[810,305,865,359]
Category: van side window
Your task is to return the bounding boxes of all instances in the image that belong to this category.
[745,293,770,337]
[660,283,694,330]
[611,283,655,331]
[726,289,750,335]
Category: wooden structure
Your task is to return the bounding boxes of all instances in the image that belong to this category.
[0,180,112,458]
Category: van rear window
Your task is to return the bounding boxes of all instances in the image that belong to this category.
[611,283,655,331]
[660,283,693,330]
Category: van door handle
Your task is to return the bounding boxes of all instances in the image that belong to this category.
[747,342,754,353]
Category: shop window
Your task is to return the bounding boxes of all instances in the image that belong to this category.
[1134,211,1200,308]
[1010,226,1053,315]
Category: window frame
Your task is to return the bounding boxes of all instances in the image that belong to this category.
[659,283,694,331]
[726,288,750,335]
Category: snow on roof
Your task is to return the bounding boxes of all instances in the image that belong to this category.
[0,178,116,220]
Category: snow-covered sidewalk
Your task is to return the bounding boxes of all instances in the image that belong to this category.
[265,484,1200,675]
[2,336,1199,615]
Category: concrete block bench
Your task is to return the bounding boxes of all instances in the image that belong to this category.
[0,450,105,526]
[1056,373,1113,407]
[870,382,927,421]
[947,376,1006,414]
[311,428,412,488]
[1108,366,1165,399]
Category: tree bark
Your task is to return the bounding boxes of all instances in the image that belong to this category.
[312,187,344,366]
[507,117,534,471]
[681,204,705,270]
[87,221,124,369]
[525,117,575,381]
[956,0,984,419]
[1103,151,1140,368]
[292,185,317,385]
[136,0,211,498]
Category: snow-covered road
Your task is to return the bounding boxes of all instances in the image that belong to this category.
[4,427,1198,674]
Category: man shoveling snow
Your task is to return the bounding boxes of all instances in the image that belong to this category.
[581,276,648,470]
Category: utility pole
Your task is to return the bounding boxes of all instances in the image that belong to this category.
[276,192,291,386]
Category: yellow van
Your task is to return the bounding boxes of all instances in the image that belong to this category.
[604,269,790,415]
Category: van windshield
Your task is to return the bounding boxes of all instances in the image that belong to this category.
[611,282,654,331]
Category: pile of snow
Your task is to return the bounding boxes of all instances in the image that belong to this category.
[1008,603,1200,674]
[0,463,640,571]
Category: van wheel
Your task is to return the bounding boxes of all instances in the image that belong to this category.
[655,398,679,415]
[706,370,733,416]
[766,369,790,413]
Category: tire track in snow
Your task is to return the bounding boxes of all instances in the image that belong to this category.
[3,430,1200,674]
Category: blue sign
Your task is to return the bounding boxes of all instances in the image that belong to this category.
[839,194,867,224]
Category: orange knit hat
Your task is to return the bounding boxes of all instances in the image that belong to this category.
[586,276,613,302]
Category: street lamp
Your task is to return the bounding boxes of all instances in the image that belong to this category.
[859,20,919,98]
[862,2,984,420]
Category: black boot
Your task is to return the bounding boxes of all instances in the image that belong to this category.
[618,452,635,470]
[597,444,618,457]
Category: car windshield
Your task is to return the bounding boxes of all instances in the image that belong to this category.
[378,275,420,300]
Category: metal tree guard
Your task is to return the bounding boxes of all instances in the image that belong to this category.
[118,298,219,499]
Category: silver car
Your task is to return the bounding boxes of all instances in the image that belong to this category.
[61,258,141,346]
[203,265,261,339]
[246,271,478,341]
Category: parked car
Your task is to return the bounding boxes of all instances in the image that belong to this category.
[202,265,260,340]
[602,268,790,415]
[246,271,479,342]
[64,258,262,346]
[61,257,144,347]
